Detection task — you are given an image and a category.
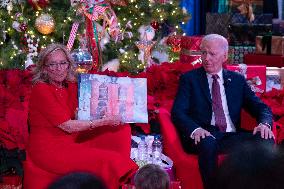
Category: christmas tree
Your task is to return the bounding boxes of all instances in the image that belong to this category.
[0,0,189,73]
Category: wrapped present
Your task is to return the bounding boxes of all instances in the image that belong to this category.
[266,67,284,92]
[226,64,266,94]
[179,36,203,64]
[229,46,255,64]
[78,74,148,123]
[230,13,272,24]
[255,35,284,55]
[228,23,272,46]
[266,75,281,92]
[253,14,273,24]
[179,49,202,65]
[180,36,203,50]
[244,53,284,67]
[206,13,231,38]
[272,19,284,35]
[229,0,263,15]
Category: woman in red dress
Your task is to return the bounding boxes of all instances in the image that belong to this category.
[27,43,138,189]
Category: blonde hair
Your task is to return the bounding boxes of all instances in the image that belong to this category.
[32,43,77,84]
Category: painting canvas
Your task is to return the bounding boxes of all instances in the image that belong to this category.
[78,74,148,123]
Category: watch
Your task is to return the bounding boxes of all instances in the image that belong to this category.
[260,122,271,129]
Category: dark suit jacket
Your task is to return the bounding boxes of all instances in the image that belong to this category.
[171,67,273,141]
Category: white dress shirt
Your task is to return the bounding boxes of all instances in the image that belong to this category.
[191,69,236,138]
[206,70,235,132]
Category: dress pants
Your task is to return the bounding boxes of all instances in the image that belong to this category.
[184,125,275,189]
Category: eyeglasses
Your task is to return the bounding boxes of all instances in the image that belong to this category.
[46,61,69,70]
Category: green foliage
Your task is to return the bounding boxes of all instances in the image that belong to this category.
[109,1,186,73]
[0,0,79,69]
[0,0,188,72]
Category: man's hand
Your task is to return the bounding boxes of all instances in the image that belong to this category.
[253,123,274,139]
[191,128,215,145]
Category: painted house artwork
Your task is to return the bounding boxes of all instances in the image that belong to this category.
[78,74,148,123]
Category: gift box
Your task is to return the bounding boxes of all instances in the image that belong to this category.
[228,12,273,46]
[229,0,263,14]
[226,64,266,94]
[180,36,203,51]
[272,19,284,35]
[77,74,148,123]
[228,23,272,46]
[255,35,284,55]
[179,35,203,64]
[244,53,284,67]
[229,46,255,64]
[179,49,202,65]
[230,13,272,24]
[266,67,284,92]
[206,13,231,38]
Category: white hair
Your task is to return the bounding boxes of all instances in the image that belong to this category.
[200,34,228,53]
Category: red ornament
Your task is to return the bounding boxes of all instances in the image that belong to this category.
[27,0,49,10]
[20,35,29,53]
[21,37,28,45]
[150,21,160,30]
[20,23,27,32]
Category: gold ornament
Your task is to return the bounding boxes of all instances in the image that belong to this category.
[35,13,55,35]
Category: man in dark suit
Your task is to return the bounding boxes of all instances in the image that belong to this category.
[171,34,274,188]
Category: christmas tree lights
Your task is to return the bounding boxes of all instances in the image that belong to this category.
[0,0,189,73]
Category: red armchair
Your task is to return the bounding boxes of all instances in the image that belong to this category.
[158,107,203,189]
[158,107,278,189]
[23,156,59,189]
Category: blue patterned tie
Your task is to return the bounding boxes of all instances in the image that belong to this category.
[212,75,227,132]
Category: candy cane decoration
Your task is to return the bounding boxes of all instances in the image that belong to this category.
[66,22,79,50]
[81,5,108,21]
